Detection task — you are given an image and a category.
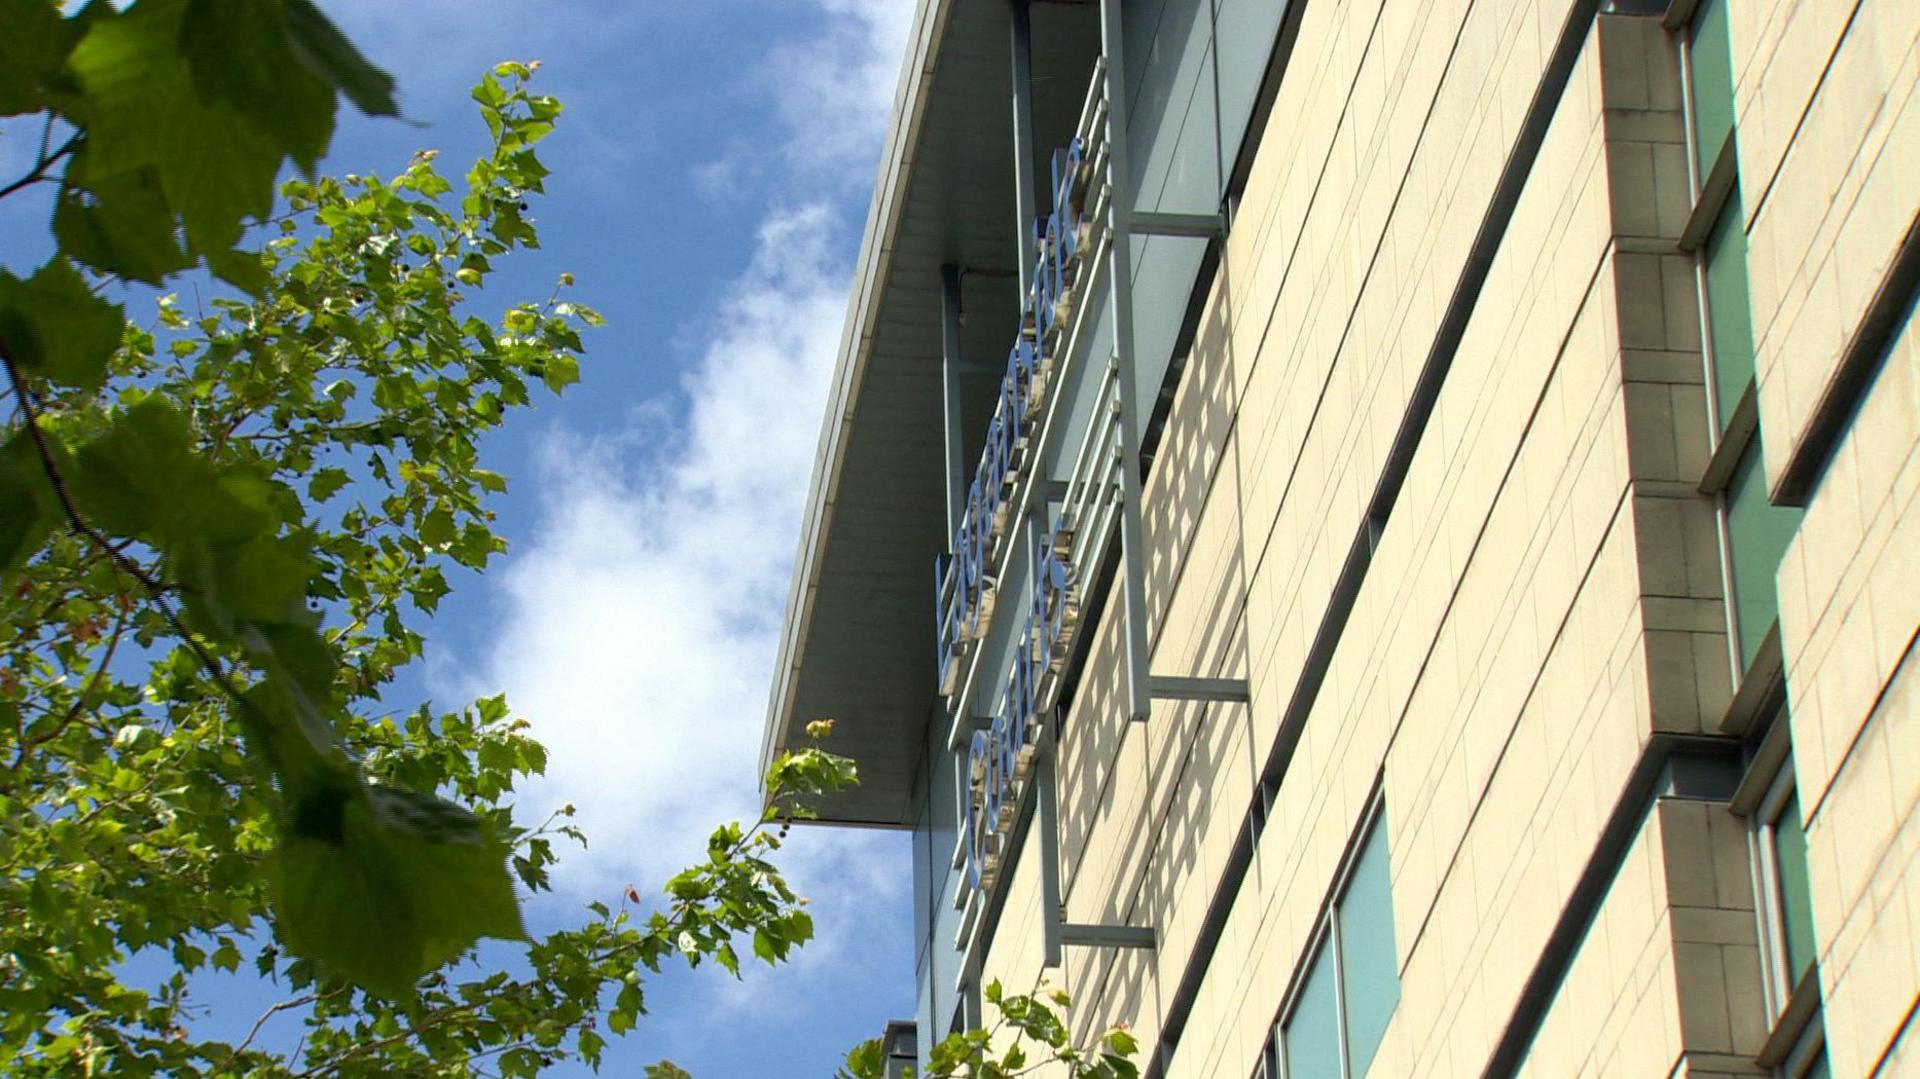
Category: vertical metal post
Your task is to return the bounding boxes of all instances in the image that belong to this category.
[941,263,967,537]
[1037,723,1064,966]
[1099,0,1153,723]
[1010,0,1039,291]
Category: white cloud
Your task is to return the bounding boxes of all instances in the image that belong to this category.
[761,0,913,179]
[695,0,914,199]
[447,0,917,1027]
[481,202,850,891]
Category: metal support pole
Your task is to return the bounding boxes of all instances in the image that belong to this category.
[1010,0,1039,291]
[1037,724,1064,967]
[1148,676,1252,703]
[1130,210,1227,238]
[1058,923,1157,949]
[1099,0,1153,724]
[941,263,967,537]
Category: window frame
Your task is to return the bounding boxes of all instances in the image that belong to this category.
[1748,760,1807,1015]
[1675,0,1800,685]
[1781,1017,1829,1079]
[1268,793,1396,1079]
[1734,707,1827,1077]
[1678,7,1744,684]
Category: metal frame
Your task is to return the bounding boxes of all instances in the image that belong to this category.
[1149,676,1251,703]
[941,3,1178,995]
[1010,0,1039,290]
[1131,210,1226,238]
[942,263,968,535]
[1674,0,1774,686]
[1268,792,1388,1079]
[1099,0,1155,725]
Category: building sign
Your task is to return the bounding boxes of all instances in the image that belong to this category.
[935,138,1088,696]
[963,536,1081,890]
[945,126,1112,901]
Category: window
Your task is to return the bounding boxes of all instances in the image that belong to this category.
[1739,708,1827,1078]
[1703,192,1801,671]
[1752,756,1819,1011]
[1687,0,1736,164]
[1683,0,1802,678]
[1274,805,1399,1079]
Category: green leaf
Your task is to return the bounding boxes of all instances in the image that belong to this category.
[68,0,277,259]
[0,258,124,392]
[283,0,398,118]
[0,432,57,574]
[841,1039,885,1079]
[540,353,579,392]
[309,466,351,501]
[68,398,275,546]
[53,150,194,284]
[180,0,335,174]
[0,0,84,115]
[271,781,525,996]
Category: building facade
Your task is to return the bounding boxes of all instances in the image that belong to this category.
[763,0,1920,1075]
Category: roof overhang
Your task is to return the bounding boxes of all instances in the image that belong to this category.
[760,0,1098,825]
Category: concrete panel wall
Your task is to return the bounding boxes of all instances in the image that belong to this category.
[959,4,1917,1076]
[1733,0,1920,1073]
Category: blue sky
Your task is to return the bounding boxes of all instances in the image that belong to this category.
[0,1,918,1074]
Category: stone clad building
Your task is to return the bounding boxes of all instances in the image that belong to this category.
[762,0,1920,1075]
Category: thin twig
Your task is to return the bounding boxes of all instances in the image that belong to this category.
[232,993,319,1057]
[0,133,79,201]
[0,345,255,724]
[8,601,129,769]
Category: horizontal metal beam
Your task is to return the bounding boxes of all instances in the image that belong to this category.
[1129,211,1224,238]
[1148,676,1251,703]
[1058,923,1156,949]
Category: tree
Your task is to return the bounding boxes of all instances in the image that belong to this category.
[840,982,1140,1079]
[0,1,856,1070]
[1,3,1141,1074]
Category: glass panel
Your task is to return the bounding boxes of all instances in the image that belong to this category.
[1800,1047,1831,1079]
[1725,436,1800,669]
[1282,938,1344,1079]
[1215,0,1292,165]
[1689,0,1735,167]
[1772,793,1818,983]
[1338,820,1400,1078]
[1703,192,1755,427]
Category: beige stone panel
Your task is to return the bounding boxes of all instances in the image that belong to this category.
[1172,305,1663,1075]
[1747,2,1920,482]
[978,804,1069,1064]
[1066,9,1732,1077]
[1509,800,1769,1079]
[1052,328,1264,1033]
[1728,0,1860,243]
[1367,51,1680,962]
[1138,268,1247,651]
[1228,0,1573,630]
[1236,0,1612,833]
[1802,640,1920,1078]
[1780,304,1920,813]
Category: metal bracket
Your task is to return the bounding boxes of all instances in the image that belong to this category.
[1129,211,1225,238]
[1058,923,1156,949]
[1148,676,1251,703]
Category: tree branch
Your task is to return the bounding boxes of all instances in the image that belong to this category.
[0,345,253,719]
[8,600,129,770]
[0,132,79,202]
[233,994,318,1057]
